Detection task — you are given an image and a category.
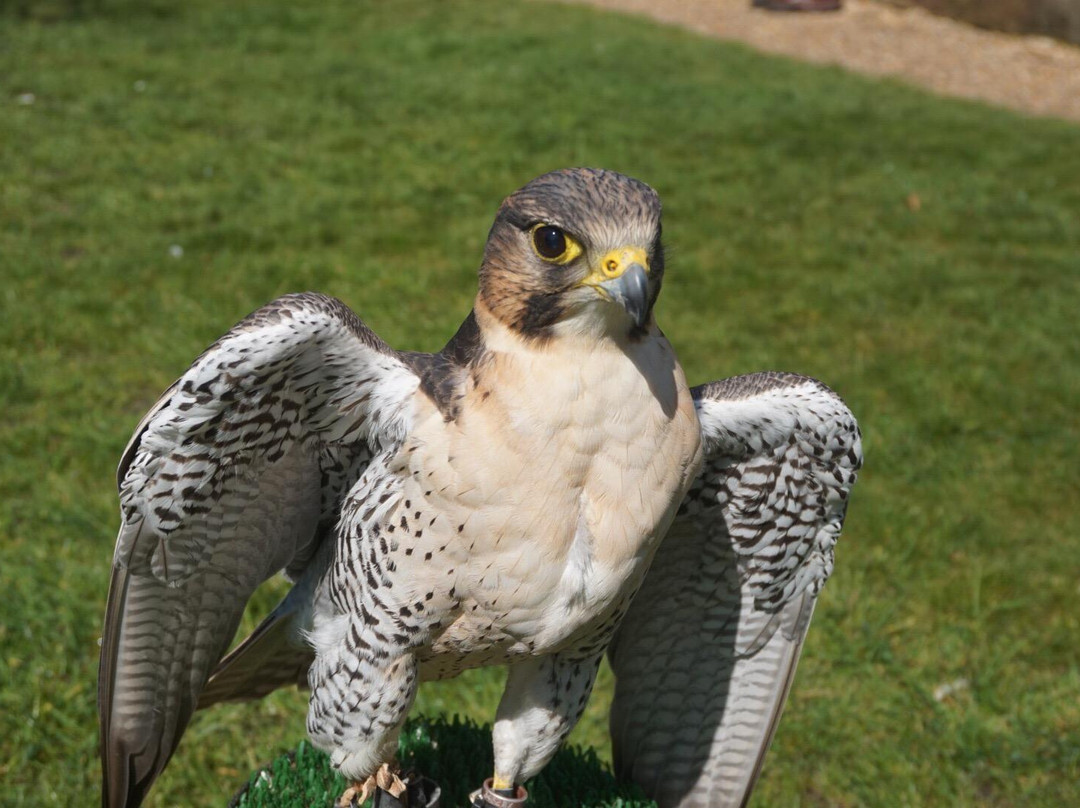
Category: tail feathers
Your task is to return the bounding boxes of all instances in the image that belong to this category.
[199,595,315,708]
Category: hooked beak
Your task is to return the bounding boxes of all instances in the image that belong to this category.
[600,262,650,329]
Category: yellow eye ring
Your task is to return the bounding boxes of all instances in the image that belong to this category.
[530,224,583,265]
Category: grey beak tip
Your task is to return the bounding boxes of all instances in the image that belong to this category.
[602,263,650,329]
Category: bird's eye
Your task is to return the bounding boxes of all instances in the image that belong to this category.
[532,225,568,260]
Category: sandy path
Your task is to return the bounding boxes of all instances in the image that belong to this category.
[573,0,1080,122]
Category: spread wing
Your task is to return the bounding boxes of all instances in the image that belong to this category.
[609,372,862,808]
[98,293,420,808]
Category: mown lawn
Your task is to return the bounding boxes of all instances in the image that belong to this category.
[1,0,1078,805]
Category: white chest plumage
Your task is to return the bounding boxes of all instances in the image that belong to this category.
[396,324,703,669]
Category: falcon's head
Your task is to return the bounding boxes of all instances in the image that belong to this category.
[478,168,664,342]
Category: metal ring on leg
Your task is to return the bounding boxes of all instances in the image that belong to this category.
[469,778,528,808]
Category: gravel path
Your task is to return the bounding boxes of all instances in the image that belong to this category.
[573,0,1080,122]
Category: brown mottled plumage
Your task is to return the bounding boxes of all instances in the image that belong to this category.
[99,168,860,808]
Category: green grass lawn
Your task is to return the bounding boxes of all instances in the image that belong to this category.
[2,0,1078,805]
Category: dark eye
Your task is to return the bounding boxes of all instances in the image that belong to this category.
[533,225,567,260]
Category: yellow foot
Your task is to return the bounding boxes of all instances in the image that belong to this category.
[337,763,407,807]
[337,780,372,808]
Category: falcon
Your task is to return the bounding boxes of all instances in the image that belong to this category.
[99,168,862,808]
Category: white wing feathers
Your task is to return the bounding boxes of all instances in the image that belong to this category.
[99,293,420,808]
[609,372,862,808]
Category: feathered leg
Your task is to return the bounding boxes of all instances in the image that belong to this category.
[485,651,602,797]
[307,613,420,794]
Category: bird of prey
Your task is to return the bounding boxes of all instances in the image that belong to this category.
[99,168,861,808]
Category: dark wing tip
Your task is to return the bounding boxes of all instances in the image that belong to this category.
[101,755,152,808]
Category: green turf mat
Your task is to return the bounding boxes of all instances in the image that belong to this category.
[230,716,655,808]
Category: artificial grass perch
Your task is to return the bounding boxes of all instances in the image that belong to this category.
[98,168,861,808]
[230,716,656,808]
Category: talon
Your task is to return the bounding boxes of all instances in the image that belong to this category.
[375,762,408,798]
[338,763,409,807]
[337,779,371,808]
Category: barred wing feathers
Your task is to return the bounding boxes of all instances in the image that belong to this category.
[99,293,420,808]
[609,372,862,808]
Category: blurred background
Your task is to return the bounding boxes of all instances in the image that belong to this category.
[1,0,1077,806]
[886,0,1080,43]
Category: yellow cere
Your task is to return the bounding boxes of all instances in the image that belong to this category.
[585,246,649,286]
